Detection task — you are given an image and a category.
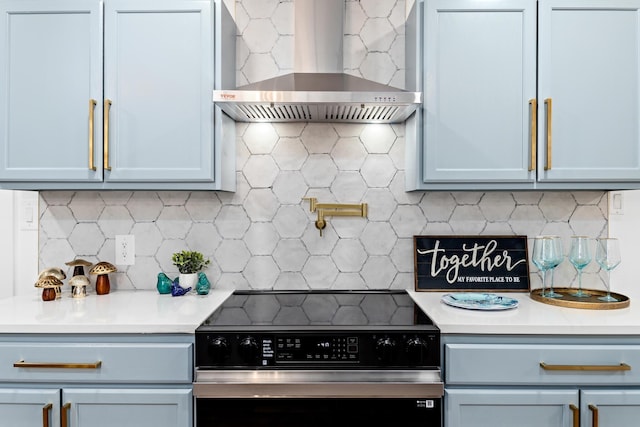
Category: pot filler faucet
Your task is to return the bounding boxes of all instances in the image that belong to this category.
[304,197,368,236]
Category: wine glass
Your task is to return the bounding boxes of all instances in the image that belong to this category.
[532,236,555,297]
[545,236,564,298]
[568,236,591,297]
[596,238,621,302]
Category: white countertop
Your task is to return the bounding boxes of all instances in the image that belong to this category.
[409,290,640,335]
[0,289,232,334]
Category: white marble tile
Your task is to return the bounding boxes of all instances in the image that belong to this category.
[100,191,132,205]
[272,138,309,170]
[127,257,163,290]
[390,205,427,238]
[569,205,607,238]
[361,256,396,289]
[215,205,251,238]
[360,52,396,84]
[389,238,414,273]
[361,124,396,154]
[274,272,308,290]
[243,222,279,255]
[271,1,293,34]
[126,192,163,222]
[361,155,396,187]
[360,18,396,52]
[66,192,104,223]
[242,53,279,83]
[301,222,339,255]
[273,171,307,204]
[243,155,280,188]
[331,137,367,171]
[301,154,338,187]
[131,222,164,257]
[302,256,338,289]
[68,223,104,256]
[39,239,76,271]
[215,240,251,272]
[331,172,367,203]
[157,191,189,206]
[301,124,339,154]
[244,256,280,289]
[243,19,279,53]
[242,0,279,19]
[185,223,222,257]
[155,206,192,239]
[244,123,279,154]
[344,35,366,69]
[273,239,308,271]
[361,222,397,255]
[539,192,576,221]
[360,0,397,18]
[244,189,279,222]
[155,239,188,275]
[420,192,456,221]
[364,188,397,221]
[449,205,487,235]
[273,205,308,238]
[41,206,76,239]
[478,192,516,221]
[345,0,367,34]
[185,192,222,222]
[332,272,367,289]
[331,239,367,272]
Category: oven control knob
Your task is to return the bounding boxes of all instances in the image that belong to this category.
[239,336,260,363]
[207,336,230,364]
[375,337,397,363]
[405,337,428,365]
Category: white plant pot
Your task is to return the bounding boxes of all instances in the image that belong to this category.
[179,273,198,289]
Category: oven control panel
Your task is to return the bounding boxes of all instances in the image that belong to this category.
[196,331,440,369]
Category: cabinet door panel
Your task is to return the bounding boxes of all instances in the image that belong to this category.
[423,0,536,183]
[0,0,103,182]
[64,388,191,427]
[104,0,214,183]
[446,389,578,427]
[0,388,60,427]
[582,390,640,426]
[538,0,640,182]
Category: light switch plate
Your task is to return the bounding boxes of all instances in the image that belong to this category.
[609,191,624,215]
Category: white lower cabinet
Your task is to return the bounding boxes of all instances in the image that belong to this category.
[444,338,640,427]
[0,335,193,427]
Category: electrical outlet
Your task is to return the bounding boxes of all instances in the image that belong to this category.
[115,235,135,265]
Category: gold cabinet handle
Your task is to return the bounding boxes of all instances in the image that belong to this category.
[14,360,102,369]
[544,98,552,170]
[42,403,52,427]
[540,362,631,371]
[103,99,112,171]
[88,99,97,171]
[529,99,537,171]
[569,404,579,427]
[589,404,599,427]
[61,402,71,427]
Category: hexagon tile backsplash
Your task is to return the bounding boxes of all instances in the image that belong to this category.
[38,0,609,293]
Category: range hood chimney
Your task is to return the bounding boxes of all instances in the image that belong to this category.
[213,0,421,124]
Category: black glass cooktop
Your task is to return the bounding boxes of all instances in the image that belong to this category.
[199,290,434,330]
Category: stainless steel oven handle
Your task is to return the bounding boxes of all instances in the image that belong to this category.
[193,369,444,399]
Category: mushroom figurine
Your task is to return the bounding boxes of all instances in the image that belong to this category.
[35,276,63,301]
[38,268,66,299]
[65,259,93,277]
[89,262,117,295]
[69,275,90,298]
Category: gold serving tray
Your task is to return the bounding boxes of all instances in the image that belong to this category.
[530,288,630,310]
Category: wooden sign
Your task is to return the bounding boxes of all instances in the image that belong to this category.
[414,235,530,292]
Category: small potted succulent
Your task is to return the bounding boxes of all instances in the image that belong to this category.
[172,250,210,289]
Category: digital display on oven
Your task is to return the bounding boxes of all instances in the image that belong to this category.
[275,336,359,363]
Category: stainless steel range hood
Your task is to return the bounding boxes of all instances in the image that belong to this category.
[213,0,421,124]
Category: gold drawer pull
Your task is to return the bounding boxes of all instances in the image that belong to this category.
[589,404,599,427]
[42,403,52,427]
[569,404,579,427]
[540,362,630,371]
[14,360,102,369]
[529,98,537,171]
[61,402,71,427]
[88,99,97,171]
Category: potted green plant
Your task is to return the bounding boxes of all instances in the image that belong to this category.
[172,250,211,289]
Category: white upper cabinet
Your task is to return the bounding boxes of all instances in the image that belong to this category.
[538,0,640,183]
[0,0,235,190]
[423,0,537,184]
[409,0,640,190]
[0,0,103,183]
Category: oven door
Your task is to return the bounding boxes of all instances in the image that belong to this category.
[194,370,443,427]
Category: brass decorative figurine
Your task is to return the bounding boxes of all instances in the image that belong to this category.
[304,197,368,236]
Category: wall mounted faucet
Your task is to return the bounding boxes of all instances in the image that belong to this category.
[304,198,368,236]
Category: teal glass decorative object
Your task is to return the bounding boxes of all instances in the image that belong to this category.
[156,272,172,294]
[196,272,211,295]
